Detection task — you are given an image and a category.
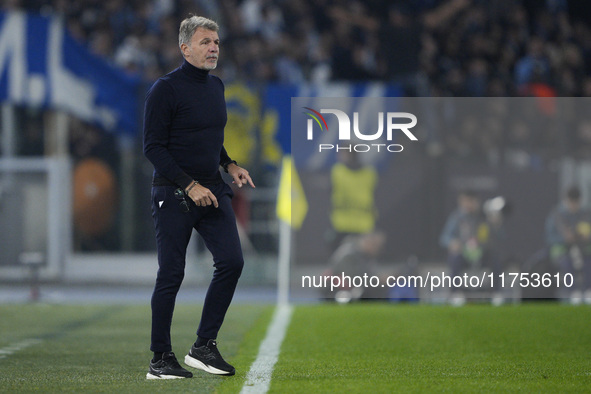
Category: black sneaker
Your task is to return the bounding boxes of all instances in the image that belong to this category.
[184,339,235,375]
[147,351,193,379]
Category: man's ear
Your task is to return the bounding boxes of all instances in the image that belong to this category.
[180,43,190,58]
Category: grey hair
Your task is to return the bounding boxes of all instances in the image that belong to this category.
[178,15,219,48]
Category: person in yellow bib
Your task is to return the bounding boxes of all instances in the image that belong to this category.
[329,151,378,249]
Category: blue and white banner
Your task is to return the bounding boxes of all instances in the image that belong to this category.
[0,11,139,135]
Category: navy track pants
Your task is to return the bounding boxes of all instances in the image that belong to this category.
[149,182,243,352]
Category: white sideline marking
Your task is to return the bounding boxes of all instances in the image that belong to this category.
[0,338,43,359]
[240,304,293,394]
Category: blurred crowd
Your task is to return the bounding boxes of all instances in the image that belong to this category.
[4,0,591,167]
[3,0,590,96]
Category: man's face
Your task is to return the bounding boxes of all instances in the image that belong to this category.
[181,27,219,70]
[459,194,479,214]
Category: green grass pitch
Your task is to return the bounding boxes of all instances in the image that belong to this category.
[0,303,590,393]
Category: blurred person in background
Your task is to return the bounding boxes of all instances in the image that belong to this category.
[143,15,255,380]
[439,190,505,306]
[328,150,378,251]
[321,231,387,303]
[545,186,591,304]
[378,0,470,95]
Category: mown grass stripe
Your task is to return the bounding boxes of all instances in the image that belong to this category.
[0,306,118,361]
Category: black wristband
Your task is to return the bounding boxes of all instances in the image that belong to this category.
[185,181,199,193]
[222,160,237,173]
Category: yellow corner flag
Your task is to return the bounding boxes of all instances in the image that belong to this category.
[276,155,308,229]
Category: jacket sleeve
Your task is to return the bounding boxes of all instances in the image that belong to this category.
[216,75,233,168]
[143,79,193,189]
[219,146,233,167]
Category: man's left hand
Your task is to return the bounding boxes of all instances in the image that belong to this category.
[227,163,256,189]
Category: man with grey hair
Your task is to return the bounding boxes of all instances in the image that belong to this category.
[144,14,255,379]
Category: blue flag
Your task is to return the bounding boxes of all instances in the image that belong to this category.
[0,11,139,135]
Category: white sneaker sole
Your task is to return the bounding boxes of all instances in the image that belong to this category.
[146,373,186,380]
[184,354,232,375]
